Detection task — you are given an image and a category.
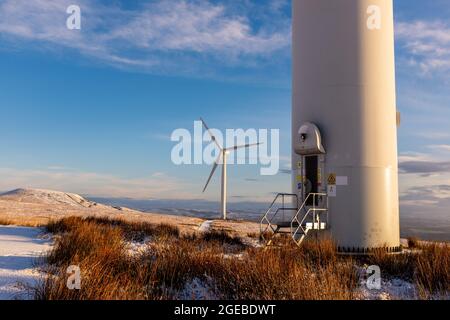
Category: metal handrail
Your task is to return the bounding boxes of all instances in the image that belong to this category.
[291,193,328,246]
[260,193,299,243]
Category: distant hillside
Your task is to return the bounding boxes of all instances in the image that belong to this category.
[0,188,220,235]
[0,188,131,226]
[90,197,450,242]
[0,188,99,208]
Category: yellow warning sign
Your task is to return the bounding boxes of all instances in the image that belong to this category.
[296,175,303,182]
[327,173,337,185]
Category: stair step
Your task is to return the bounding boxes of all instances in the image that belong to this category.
[260,192,329,247]
[305,222,327,230]
[271,222,327,230]
[275,222,297,228]
[275,230,292,234]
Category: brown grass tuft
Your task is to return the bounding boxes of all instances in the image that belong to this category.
[46,221,125,266]
[415,244,450,298]
[360,243,449,298]
[36,217,360,300]
[0,218,13,226]
[46,216,180,241]
[213,245,358,300]
[407,237,421,249]
[36,217,449,300]
[200,230,244,247]
[364,249,416,280]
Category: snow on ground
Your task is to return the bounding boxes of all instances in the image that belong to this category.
[126,237,152,256]
[198,220,213,233]
[242,236,263,248]
[357,278,418,300]
[0,188,97,208]
[0,225,52,300]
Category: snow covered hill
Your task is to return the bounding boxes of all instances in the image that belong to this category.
[0,188,135,226]
[0,188,210,234]
[0,188,98,208]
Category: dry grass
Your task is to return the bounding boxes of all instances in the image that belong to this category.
[415,244,450,298]
[35,217,449,300]
[0,214,58,227]
[361,244,450,298]
[46,216,180,242]
[198,229,245,247]
[407,237,421,249]
[35,217,358,300]
[364,249,416,280]
[0,218,13,226]
[36,217,247,300]
[214,241,358,300]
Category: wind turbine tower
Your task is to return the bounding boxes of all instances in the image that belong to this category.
[201,118,261,220]
[291,0,401,252]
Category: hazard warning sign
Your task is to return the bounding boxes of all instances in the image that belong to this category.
[327,173,337,185]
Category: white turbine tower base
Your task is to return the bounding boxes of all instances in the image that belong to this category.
[201,118,261,221]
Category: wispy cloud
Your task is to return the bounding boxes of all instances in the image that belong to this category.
[428,144,450,152]
[402,184,450,201]
[399,146,450,175]
[0,167,194,199]
[0,0,290,76]
[399,160,450,175]
[414,131,450,140]
[398,146,450,220]
[396,20,450,76]
[400,184,450,221]
[398,149,450,221]
[106,1,289,56]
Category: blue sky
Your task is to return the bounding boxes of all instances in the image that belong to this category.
[0,0,449,220]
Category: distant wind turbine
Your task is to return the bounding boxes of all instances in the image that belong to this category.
[201,118,262,220]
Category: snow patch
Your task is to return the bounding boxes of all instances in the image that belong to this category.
[198,220,213,233]
[357,277,418,300]
[126,238,152,256]
[242,237,263,248]
[0,225,52,300]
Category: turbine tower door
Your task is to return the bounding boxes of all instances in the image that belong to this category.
[304,155,319,206]
[294,122,326,206]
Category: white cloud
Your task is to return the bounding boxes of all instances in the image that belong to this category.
[399,146,450,176]
[398,152,430,163]
[106,1,288,55]
[399,160,450,175]
[0,166,285,202]
[0,167,194,199]
[0,0,290,74]
[398,147,450,200]
[428,144,450,152]
[400,184,450,221]
[396,20,450,76]
[414,131,450,140]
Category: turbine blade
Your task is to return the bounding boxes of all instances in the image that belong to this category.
[202,155,222,193]
[200,118,222,149]
[226,142,263,151]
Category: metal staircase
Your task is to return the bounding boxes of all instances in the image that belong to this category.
[260,192,329,247]
[260,193,299,246]
[291,193,328,246]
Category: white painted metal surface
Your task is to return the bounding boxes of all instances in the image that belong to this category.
[221,150,228,221]
[292,0,400,251]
